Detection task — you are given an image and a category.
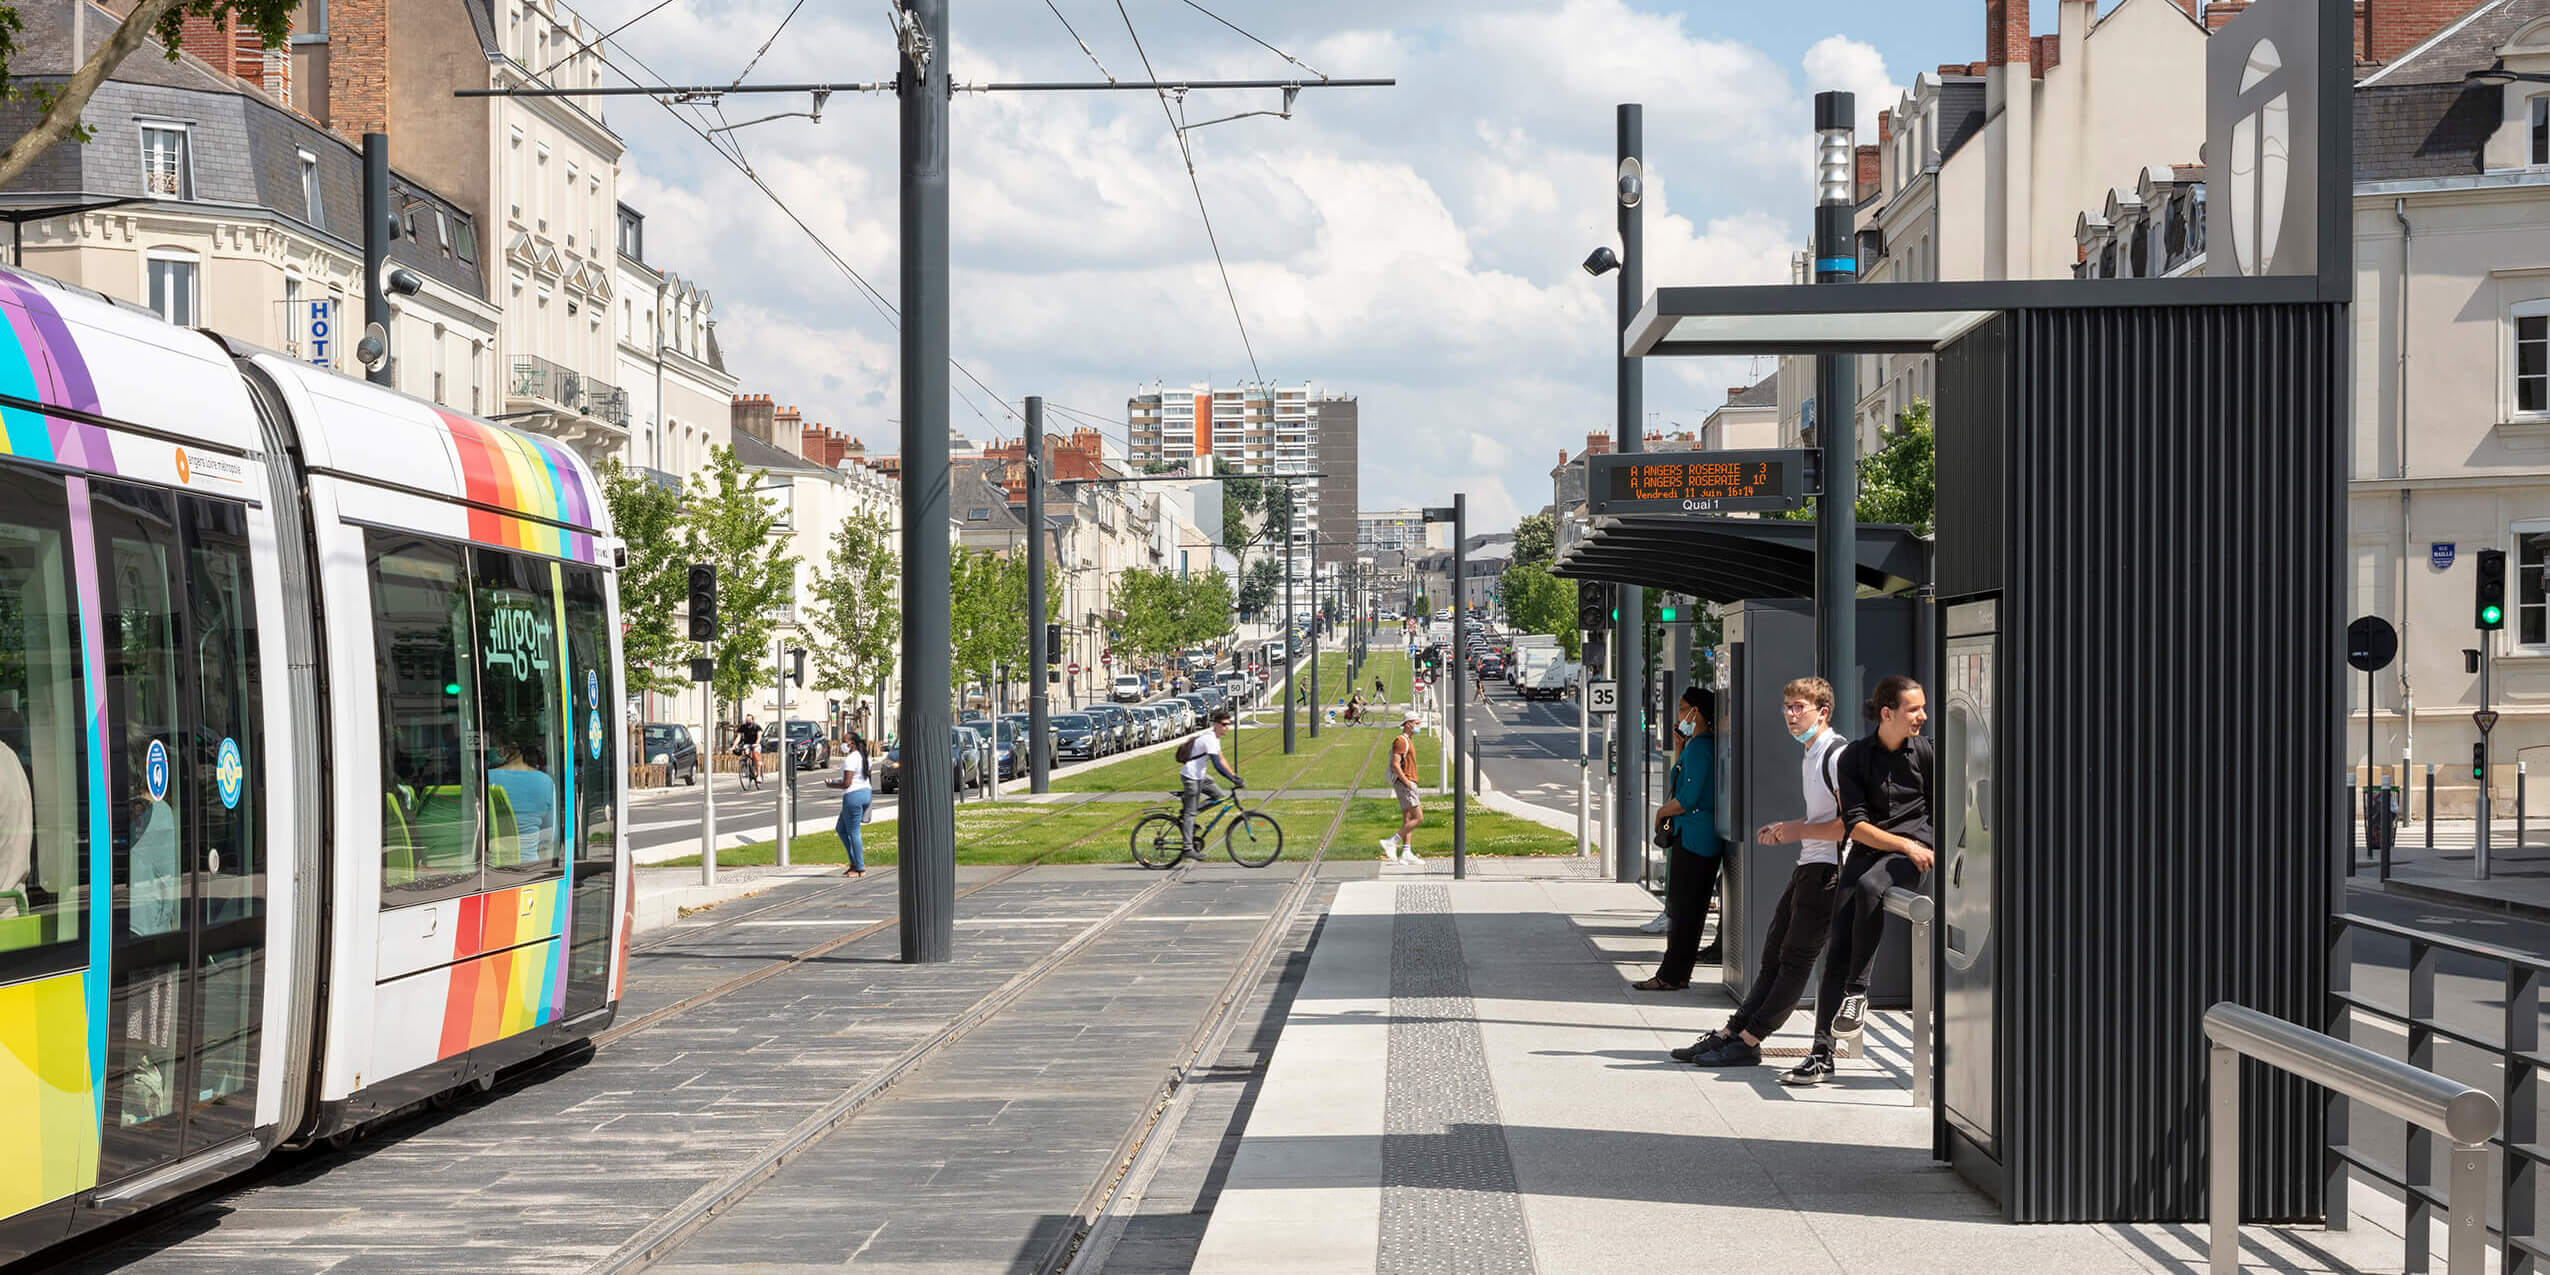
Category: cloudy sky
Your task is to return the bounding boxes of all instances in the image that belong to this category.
[594,0,2008,530]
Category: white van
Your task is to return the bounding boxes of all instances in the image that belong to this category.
[1112,673,1147,702]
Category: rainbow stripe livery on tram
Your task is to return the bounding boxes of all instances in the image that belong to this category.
[0,265,630,1263]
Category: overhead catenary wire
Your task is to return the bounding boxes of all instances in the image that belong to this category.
[1110,0,1265,385]
[529,0,679,81]
[728,0,811,89]
[1175,0,1326,81]
[536,0,1026,430]
[1042,0,1116,83]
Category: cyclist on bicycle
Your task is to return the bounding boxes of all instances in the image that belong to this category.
[735,716,762,789]
[1177,708,1242,862]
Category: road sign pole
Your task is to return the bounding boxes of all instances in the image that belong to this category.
[699,652,717,888]
[1614,102,1646,888]
[2480,640,2494,879]
[775,636,790,867]
[1578,652,1590,857]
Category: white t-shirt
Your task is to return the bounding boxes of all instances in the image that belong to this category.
[1795,729,1849,867]
[838,749,871,795]
[1180,730,1224,783]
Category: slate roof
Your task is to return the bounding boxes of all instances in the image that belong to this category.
[733,429,831,476]
[1937,79,1989,162]
[2353,0,2548,180]
[1727,374,1778,409]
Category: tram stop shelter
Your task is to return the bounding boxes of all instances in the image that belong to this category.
[1609,257,2348,1230]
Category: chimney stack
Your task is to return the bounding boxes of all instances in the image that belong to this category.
[1855,143,1881,202]
[1878,109,1893,143]
[732,392,777,445]
[1986,0,2031,66]
[773,403,804,458]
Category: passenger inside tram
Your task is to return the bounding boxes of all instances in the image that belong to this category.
[488,736,557,866]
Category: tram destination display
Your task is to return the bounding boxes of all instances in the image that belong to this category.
[1585,448,1808,515]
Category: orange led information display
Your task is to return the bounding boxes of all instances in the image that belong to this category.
[1586,449,1805,515]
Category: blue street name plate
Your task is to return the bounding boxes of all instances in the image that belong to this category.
[2432,542,2456,570]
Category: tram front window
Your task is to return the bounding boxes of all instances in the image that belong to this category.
[0,465,89,979]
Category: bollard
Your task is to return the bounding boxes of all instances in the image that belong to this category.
[2349,774,2358,871]
[2521,760,2530,850]
[2426,762,2436,854]
[1883,887,1934,1107]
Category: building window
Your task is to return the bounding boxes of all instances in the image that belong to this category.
[471,340,485,413]
[2520,522,2549,649]
[968,508,991,521]
[2533,96,2550,167]
[432,324,447,404]
[508,130,524,221]
[298,151,322,223]
[2516,303,2550,416]
[140,125,192,199]
[434,209,451,254]
[146,253,198,326]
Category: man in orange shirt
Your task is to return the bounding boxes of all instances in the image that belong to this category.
[1380,711,1424,863]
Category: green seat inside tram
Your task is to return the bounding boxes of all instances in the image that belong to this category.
[381,796,414,887]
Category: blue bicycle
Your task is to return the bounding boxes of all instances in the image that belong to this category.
[1130,787,1284,869]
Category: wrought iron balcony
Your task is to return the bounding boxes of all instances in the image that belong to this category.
[509,354,629,427]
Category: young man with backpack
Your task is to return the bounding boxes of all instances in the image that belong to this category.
[1178,709,1243,862]
[1672,678,1849,1067]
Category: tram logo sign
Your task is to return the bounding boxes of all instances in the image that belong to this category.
[216,738,244,810]
[144,738,169,802]
[2207,0,2322,278]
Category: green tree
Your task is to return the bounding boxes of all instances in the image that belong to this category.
[1108,567,1182,667]
[1783,399,1936,535]
[1237,556,1283,619]
[948,548,1058,691]
[1511,512,1555,569]
[1,1,296,188]
[1176,568,1236,650]
[680,446,792,720]
[804,507,901,701]
[599,459,691,698]
[1498,561,1579,660]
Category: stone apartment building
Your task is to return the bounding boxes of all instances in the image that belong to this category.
[1,0,496,408]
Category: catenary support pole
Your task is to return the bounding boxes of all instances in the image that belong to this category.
[1026,399,1051,793]
[896,0,954,963]
[1283,510,1297,754]
[774,637,791,866]
[1812,90,1859,717]
[1310,539,1321,740]
[362,133,393,387]
[1613,103,1645,885]
[1452,492,1468,878]
[699,661,717,887]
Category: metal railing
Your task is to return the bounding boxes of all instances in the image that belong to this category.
[2333,912,2550,1273]
[509,354,629,426]
[2206,1001,2499,1273]
[1883,886,1933,1105]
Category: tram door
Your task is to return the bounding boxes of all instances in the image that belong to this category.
[560,566,617,1018]
[91,483,267,1183]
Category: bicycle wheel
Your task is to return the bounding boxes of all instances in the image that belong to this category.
[1224,810,1284,868]
[1130,813,1187,870]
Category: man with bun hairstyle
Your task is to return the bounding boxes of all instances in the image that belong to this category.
[1673,676,1849,1068]
[1781,674,1934,1087]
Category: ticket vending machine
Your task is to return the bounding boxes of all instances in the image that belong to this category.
[1940,600,1998,1175]
[1715,596,1917,1007]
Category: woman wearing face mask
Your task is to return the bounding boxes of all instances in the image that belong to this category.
[1634,686,1722,990]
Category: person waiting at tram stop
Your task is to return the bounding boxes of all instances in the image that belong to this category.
[1633,686,1722,991]
[1674,677,1850,1067]
[1780,675,1935,1087]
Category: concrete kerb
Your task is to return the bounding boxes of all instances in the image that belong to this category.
[632,863,842,934]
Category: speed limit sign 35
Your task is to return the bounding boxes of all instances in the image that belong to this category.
[1586,680,1619,714]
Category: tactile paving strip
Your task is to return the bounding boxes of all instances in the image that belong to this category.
[1378,884,1538,1275]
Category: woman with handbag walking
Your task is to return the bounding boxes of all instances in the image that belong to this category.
[1634,687,1722,990]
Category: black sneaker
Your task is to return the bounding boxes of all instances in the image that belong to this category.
[1669,1030,1730,1063]
[1832,993,1867,1037]
[1695,941,1722,965]
[1693,1037,1763,1067]
[1779,1049,1835,1086]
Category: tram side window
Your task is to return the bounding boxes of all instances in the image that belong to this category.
[563,565,616,862]
[474,547,565,881]
[368,534,481,900]
[0,466,89,979]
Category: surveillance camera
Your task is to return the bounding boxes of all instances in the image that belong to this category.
[1617,157,1643,208]
[1582,246,1620,277]
[386,266,424,297]
[356,323,388,372]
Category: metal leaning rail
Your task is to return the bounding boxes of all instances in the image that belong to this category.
[2204,1001,2500,1274]
[1881,886,1933,1104]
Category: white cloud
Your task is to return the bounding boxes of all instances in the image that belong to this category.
[599,0,1898,523]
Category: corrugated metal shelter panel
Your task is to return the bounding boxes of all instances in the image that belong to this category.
[1935,315,2004,599]
[2000,304,2342,1224]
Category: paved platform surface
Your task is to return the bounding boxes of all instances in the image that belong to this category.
[1188,873,2436,1275]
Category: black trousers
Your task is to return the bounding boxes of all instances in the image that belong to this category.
[1654,848,1722,986]
[1724,861,1841,1041]
[1812,845,1926,1047]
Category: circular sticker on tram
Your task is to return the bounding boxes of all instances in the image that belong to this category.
[586,668,598,706]
[144,739,169,801]
[588,710,604,760]
[216,738,244,810]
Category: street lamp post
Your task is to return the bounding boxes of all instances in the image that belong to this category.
[1812,90,1860,724]
[1025,397,1051,794]
[1424,498,1468,877]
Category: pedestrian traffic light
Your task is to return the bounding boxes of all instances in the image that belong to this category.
[788,647,806,686]
[2476,548,2507,630]
[1045,622,1063,655]
[2474,740,2489,782]
[687,564,718,641]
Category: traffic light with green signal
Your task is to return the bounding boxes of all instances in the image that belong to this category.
[2474,740,2489,782]
[2476,548,2507,630]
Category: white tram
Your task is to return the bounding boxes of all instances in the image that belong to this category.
[0,265,630,1262]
